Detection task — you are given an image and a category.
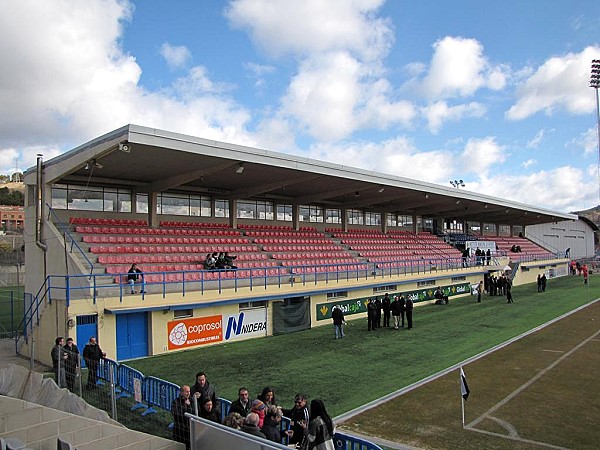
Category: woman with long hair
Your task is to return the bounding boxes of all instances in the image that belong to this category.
[300,399,334,450]
[257,386,277,407]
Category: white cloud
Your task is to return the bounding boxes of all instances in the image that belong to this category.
[569,127,599,156]
[521,159,536,168]
[0,0,259,174]
[460,137,506,175]
[306,137,455,183]
[243,62,276,88]
[412,36,507,100]
[505,46,600,120]
[224,0,392,61]
[160,43,192,70]
[422,101,486,134]
[526,129,545,149]
[478,166,596,212]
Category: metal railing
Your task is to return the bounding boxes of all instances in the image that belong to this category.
[47,205,95,277]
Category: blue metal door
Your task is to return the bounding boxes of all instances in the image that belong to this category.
[116,312,148,361]
[76,314,98,368]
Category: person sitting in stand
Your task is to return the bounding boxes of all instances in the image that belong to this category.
[215,252,227,269]
[510,244,517,253]
[223,252,237,269]
[203,253,216,270]
[127,263,145,294]
[516,245,522,253]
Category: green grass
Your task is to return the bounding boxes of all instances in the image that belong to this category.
[0,286,24,334]
[128,275,599,417]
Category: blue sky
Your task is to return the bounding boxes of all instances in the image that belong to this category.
[1,0,599,213]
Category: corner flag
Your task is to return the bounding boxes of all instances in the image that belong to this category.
[460,367,470,401]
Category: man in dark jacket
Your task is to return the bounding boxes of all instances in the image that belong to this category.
[367,299,376,331]
[382,293,391,327]
[398,294,406,328]
[405,297,414,329]
[191,372,220,416]
[391,296,401,329]
[172,385,193,449]
[282,394,309,446]
[331,305,345,339]
[228,387,252,417]
[82,336,105,389]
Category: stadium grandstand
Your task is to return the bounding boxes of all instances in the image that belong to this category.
[13,124,596,447]
[22,124,595,364]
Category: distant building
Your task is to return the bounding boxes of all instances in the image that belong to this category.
[0,206,24,231]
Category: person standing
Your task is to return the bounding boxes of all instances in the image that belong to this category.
[366,299,376,331]
[506,279,514,303]
[537,274,542,292]
[191,372,220,416]
[486,248,491,265]
[374,297,382,328]
[63,337,79,391]
[405,296,414,330]
[382,293,391,327]
[391,296,401,329]
[331,305,345,339]
[398,294,406,328]
[281,394,310,447]
[51,337,67,388]
[172,385,193,450]
[583,264,589,284]
[82,336,105,389]
[477,281,483,303]
[299,399,335,450]
[229,387,252,417]
[541,274,547,292]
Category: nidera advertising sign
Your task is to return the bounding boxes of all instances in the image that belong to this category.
[167,315,223,350]
[223,309,267,341]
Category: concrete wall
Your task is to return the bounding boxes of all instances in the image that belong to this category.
[526,219,595,259]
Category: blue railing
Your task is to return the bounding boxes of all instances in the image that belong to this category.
[47,205,95,277]
[39,250,561,305]
[94,358,382,449]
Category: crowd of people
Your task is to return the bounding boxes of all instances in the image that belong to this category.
[202,252,237,270]
[366,293,413,331]
[171,375,334,450]
[51,336,106,391]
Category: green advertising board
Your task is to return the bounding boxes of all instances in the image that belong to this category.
[316,282,471,321]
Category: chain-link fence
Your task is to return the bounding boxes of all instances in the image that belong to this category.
[49,353,175,440]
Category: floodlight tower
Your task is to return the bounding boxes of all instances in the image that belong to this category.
[591,60,600,202]
[450,179,465,189]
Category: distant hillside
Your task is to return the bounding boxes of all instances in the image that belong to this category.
[573,205,600,228]
[3,182,24,192]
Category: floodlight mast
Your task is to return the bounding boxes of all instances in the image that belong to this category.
[591,60,600,202]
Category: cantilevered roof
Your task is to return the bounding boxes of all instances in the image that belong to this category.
[27,124,577,227]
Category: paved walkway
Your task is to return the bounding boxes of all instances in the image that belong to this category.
[0,338,49,372]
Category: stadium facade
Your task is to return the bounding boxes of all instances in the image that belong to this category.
[22,125,594,366]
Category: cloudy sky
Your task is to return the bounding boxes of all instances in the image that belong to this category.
[1,0,599,213]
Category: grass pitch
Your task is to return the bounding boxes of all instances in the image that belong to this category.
[128,275,598,449]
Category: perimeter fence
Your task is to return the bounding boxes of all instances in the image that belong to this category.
[49,354,382,449]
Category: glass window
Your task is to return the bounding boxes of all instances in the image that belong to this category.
[237,200,256,219]
[277,204,292,221]
[174,309,193,319]
[299,205,323,223]
[386,213,397,227]
[200,196,212,217]
[215,199,229,218]
[365,212,381,226]
[51,185,67,209]
[325,208,341,224]
[136,193,149,213]
[347,209,363,225]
